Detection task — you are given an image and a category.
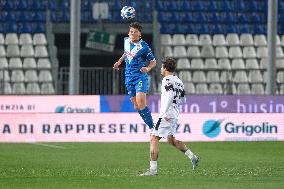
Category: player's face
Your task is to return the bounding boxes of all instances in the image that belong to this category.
[129,27,141,43]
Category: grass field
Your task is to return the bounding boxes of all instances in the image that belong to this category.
[0,141,283,189]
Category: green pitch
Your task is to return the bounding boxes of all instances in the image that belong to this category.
[0,142,283,189]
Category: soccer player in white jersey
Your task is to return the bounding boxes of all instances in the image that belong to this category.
[113,22,156,129]
[140,57,200,176]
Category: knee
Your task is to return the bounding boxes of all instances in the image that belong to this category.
[167,138,175,146]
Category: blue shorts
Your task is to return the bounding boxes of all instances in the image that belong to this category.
[126,77,149,98]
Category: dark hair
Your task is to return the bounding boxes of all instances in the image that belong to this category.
[162,57,177,72]
[129,22,142,32]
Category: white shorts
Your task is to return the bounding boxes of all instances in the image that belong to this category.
[151,118,178,139]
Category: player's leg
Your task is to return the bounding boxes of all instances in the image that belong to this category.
[140,135,160,176]
[167,135,200,170]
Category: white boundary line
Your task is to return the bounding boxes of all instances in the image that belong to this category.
[29,142,66,149]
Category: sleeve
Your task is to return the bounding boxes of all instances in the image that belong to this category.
[159,79,174,118]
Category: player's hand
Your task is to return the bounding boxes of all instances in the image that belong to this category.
[113,61,121,70]
[140,67,150,73]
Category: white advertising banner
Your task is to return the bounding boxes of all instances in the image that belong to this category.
[0,113,283,142]
[0,96,100,113]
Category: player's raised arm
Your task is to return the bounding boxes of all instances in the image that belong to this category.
[113,54,126,70]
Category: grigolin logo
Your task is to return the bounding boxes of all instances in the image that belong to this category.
[203,119,278,138]
[202,119,224,138]
[55,105,95,113]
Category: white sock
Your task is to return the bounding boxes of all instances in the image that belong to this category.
[185,149,194,159]
[150,161,157,172]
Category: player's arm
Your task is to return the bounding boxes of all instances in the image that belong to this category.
[140,59,156,73]
[113,54,126,70]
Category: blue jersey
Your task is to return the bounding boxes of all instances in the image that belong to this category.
[123,37,155,83]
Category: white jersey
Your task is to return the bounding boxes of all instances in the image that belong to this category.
[159,74,186,120]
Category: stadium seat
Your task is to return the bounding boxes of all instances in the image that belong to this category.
[33,33,47,45]
[209,83,223,94]
[37,58,52,69]
[226,34,240,46]
[178,71,191,81]
[12,82,26,95]
[23,58,37,69]
[160,34,172,46]
[191,59,204,69]
[19,33,33,45]
[215,46,228,58]
[41,83,55,94]
[199,34,212,46]
[248,70,263,83]
[246,59,259,69]
[184,82,195,94]
[276,59,284,68]
[276,47,284,58]
[0,70,10,82]
[25,70,38,82]
[212,34,227,46]
[185,34,199,45]
[38,70,53,82]
[231,58,245,69]
[20,45,35,57]
[192,71,206,83]
[207,71,220,82]
[218,59,231,69]
[9,58,22,69]
[163,46,173,57]
[277,71,284,83]
[173,46,187,58]
[11,70,25,82]
[0,45,6,57]
[6,45,20,57]
[254,34,267,46]
[233,71,248,83]
[5,33,18,45]
[195,83,209,94]
[251,84,265,95]
[236,83,251,94]
[177,58,190,69]
[259,58,267,69]
[35,46,48,57]
[204,58,218,69]
[26,82,41,94]
[0,34,4,45]
[243,46,257,58]
[229,47,242,58]
[256,47,268,58]
[200,46,215,58]
[3,82,12,94]
[172,34,186,45]
[0,58,8,69]
[187,47,201,58]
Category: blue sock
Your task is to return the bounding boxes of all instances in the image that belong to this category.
[138,106,154,129]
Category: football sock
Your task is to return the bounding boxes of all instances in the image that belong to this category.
[185,149,194,160]
[138,106,154,129]
[150,161,157,172]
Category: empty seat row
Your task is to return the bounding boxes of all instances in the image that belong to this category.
[0,70,53,82]
[176,58,284,69]
[0,58,51,69]
[0,45,48,58]
[161,34,284,46]
[1,82,55,95]
[0,33,47,45]
[183,82,284,95]
[163,46,284,59]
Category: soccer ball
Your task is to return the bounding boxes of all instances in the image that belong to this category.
[121,6,136,20]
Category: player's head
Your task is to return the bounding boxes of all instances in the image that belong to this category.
[129,22,142,43]
[161,57,177,76]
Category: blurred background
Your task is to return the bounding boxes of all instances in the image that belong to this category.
[0,0,284,96]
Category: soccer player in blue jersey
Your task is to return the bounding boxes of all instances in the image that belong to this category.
[113,22,157,129]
